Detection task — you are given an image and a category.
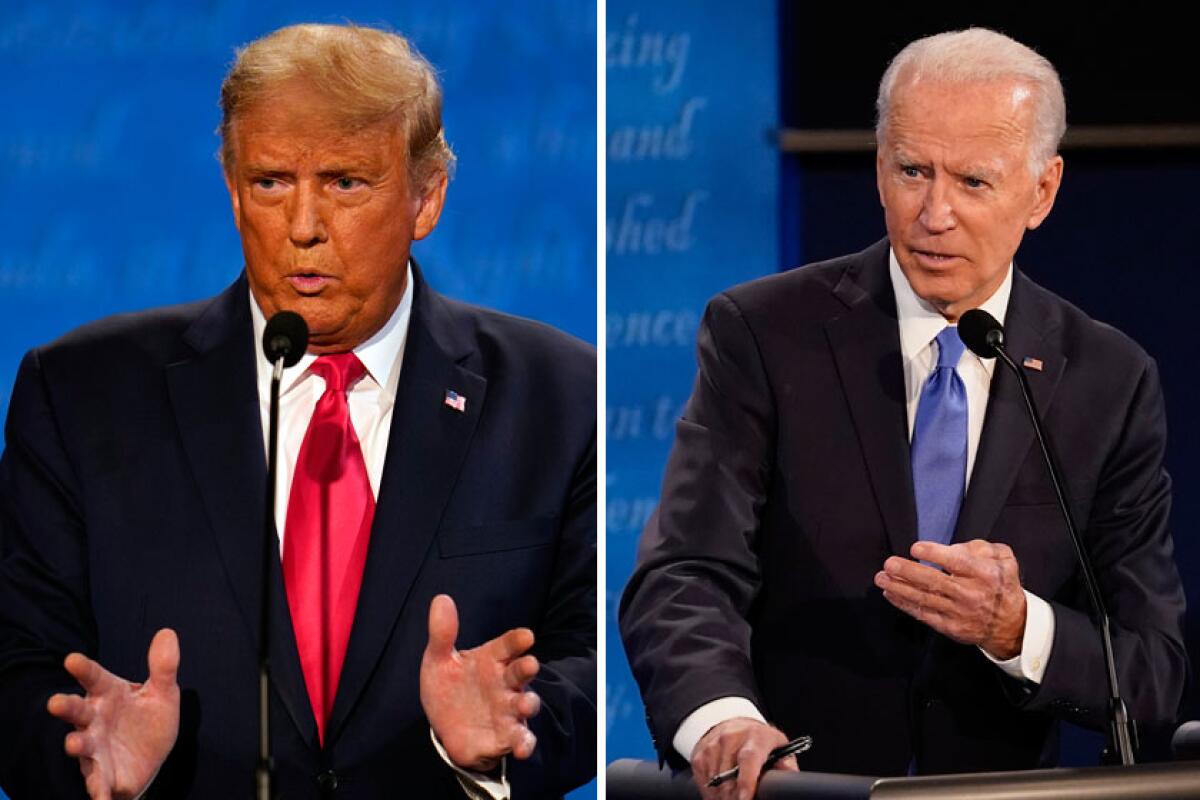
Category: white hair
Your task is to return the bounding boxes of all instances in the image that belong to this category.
[875,28,1066,175]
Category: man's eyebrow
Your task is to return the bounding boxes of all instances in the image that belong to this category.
[952,161,1003,180]
[315,165,374,176]
[243,164,292,176]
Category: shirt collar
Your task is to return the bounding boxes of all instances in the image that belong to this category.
[250,261,414,401]
[888,247,1012,375]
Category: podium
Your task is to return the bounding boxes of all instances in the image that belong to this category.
[606,758,1200,799]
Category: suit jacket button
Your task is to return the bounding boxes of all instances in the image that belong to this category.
[317,770,340,791]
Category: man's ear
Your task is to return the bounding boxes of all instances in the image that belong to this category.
[413,171,448,241]
[1026,155,1063,231]
[223,162,242,233]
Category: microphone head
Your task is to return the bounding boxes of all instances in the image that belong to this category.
[262,311,309,368]
[958,308,1004,358]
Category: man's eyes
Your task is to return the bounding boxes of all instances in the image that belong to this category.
[333,177,365,191]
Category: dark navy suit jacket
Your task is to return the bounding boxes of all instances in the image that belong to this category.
[0,267,596,798]
[620,239,1185,776]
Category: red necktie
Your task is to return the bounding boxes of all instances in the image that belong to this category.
[282,353,375,745]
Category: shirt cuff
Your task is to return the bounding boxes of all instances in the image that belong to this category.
[981,589,1055,684]
[673,696,767,762]
[430,728,510,800]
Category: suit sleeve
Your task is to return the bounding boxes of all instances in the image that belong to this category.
[508,423,597,796]
[0,348,92,798]
[1018,355,1187,731]
[618,292,775,765]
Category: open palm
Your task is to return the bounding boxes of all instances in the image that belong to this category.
[47,628,181,800]
[420,595,541,772]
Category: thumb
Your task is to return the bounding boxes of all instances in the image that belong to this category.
[775,754,801,772]
[426,594,459,660]
[146,628,180,691]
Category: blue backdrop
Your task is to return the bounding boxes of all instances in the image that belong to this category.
[605,0,779,762]
[0,2,595,797]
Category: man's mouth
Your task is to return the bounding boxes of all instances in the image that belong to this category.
[287,273,332,293]
[911,249,959,266]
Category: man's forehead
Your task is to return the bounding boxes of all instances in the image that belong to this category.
[893,75,1036,116]
[231,111,405,170]
[886,79,1034,151]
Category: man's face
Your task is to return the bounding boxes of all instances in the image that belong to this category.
[876,77,1063,321]
[224,80,446,353]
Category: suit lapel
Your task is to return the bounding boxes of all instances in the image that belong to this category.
[954,270,1066,543]
[326,270,486,743]
[165,277,316,748]
[824,241,919,557]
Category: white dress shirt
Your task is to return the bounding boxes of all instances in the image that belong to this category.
[672,250,1056,762]
[247,265,509,800]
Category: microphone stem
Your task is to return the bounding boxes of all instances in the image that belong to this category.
[258,357,283,799]
[993,345,1135,766]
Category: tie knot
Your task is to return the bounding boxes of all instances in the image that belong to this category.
[935,327,966,370]
[311,353,366,393]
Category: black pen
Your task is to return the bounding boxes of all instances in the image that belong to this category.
[706,735,813,788]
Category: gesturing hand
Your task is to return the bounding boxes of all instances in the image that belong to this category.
[875,539,1027,659]
[46,628,181,800]
[419,594,541,773]
[691,718,798,800]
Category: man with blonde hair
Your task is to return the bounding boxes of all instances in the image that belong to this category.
[621,27,1184,800]
[0,23,595,799]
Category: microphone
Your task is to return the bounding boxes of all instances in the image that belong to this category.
[257,311,309,799]
[263,310,308,370]
[957,309,1137,766]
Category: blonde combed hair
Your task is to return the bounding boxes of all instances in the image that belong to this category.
[219,23,455,189]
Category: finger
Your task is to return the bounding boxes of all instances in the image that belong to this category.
[47,693,93,726]
[484,627,535,662]
[734,741,771,800]
[874,571,956,616]
[63,652,114,695]
[147,628,180,692]
[426,594,459,660]
[774,753,800,772]
[504,654,540,689]
[85,769,113,800]
[882,589,947,628]
[64,730,95,758]
[510,726,537,760]
[883,555,955,591]
[513,690,541,720]
[910,541,986,576]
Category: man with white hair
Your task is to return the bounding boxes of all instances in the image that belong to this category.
[621,27,1185,800]
[0,23,595,800]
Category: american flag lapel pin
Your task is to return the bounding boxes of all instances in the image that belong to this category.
[444,389,467,413]
[1022,356,1044,372]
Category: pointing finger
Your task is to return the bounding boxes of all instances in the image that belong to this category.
[63,652,112,695]
[485,627,535,662]
[910,541,983,576]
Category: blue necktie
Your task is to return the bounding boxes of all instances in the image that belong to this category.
[911,327,968,546]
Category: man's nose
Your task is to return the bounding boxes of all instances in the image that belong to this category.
[287,185,328,247]
[918,177,956,233]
